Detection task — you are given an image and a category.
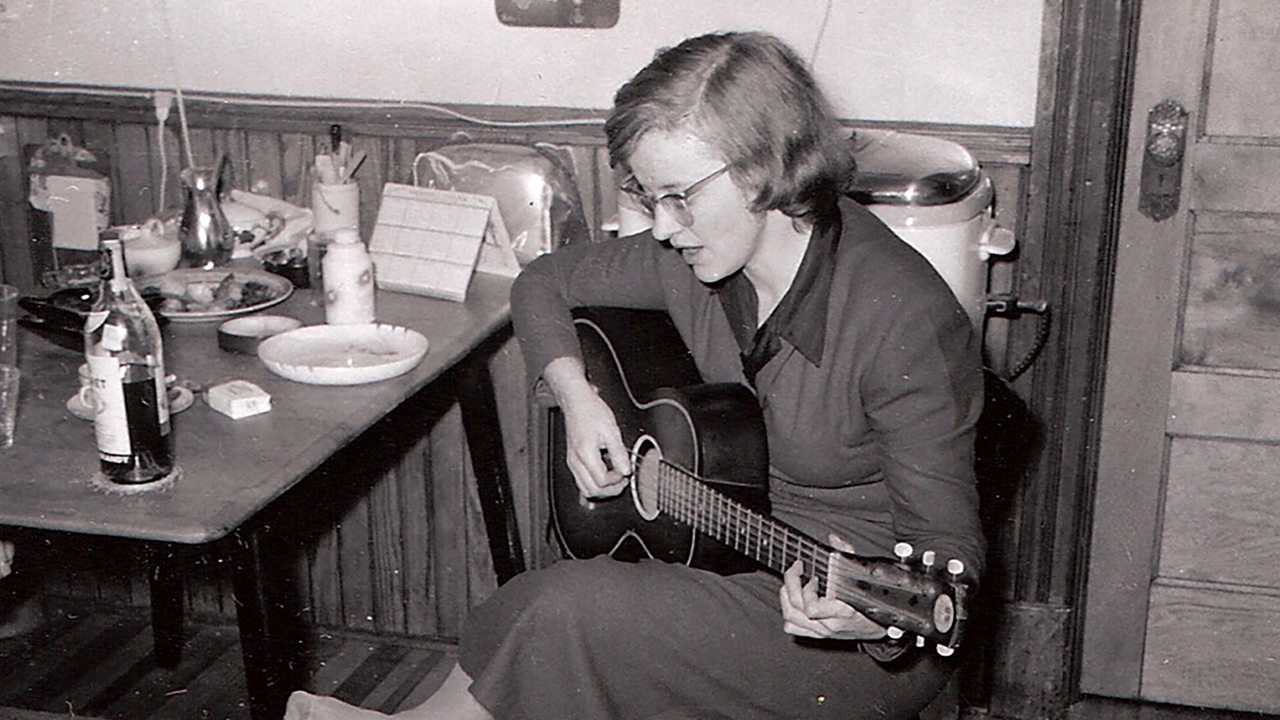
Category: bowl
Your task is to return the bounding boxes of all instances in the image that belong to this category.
[117,220,181,277]
[217,314,303,354]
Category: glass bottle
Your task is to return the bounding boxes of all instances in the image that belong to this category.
[323,228,376,324]
[178,164,235,270]
[83,237,174,484]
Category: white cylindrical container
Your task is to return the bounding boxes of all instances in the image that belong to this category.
[312,182,360,236]
[848,130,1015,331]
[862,176,1014,329]
[323,229,376,324]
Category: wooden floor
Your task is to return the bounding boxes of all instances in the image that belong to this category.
[0,600,457,720]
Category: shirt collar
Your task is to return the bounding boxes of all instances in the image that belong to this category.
[717,206,839,370]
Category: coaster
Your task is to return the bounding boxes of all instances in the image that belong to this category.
[88,465,183,495]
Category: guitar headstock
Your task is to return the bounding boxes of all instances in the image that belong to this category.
[825,541,969,659]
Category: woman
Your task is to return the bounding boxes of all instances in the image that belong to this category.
[287,30,984,720]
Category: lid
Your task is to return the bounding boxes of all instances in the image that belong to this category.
[845,129,981,207]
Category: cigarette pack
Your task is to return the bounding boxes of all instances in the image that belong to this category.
[206,380,272,419]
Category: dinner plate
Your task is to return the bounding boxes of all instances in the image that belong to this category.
[66,386,195,421]
[257,324,430,385]
[140,268,293,323]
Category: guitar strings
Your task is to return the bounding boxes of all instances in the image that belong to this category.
[632,451,831,581]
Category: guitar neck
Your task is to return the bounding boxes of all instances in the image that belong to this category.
[654,460,833,592]
[650,456,965,652]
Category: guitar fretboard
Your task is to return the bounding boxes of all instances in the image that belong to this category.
[649,457,834,595]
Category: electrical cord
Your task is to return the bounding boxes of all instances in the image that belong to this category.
[986,294,1051,382]
[1004,306,1050,382]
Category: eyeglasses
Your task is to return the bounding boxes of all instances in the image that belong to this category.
[619,165,731,228]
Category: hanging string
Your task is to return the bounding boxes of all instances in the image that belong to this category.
[174,86,195,169]
[156,110,168,212]
[154,0,196,170]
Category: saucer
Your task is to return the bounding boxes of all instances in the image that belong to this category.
[67,386,195,421]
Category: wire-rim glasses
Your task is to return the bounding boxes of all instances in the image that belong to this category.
[619,164,731,228]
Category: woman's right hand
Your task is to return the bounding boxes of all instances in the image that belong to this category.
[543,356,631,499]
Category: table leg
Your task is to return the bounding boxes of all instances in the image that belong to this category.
[456,341,527,585]
[147,545,185,669]
[232,525,306,720]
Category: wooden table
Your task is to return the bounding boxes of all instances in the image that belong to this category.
[0,271,526,720]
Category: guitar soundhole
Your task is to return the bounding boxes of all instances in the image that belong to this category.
[631,436,661,521]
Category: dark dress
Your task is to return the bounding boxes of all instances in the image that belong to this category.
[459,199,985,720]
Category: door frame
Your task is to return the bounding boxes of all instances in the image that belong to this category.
[1002,0,1139,714]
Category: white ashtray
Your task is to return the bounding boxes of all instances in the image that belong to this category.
[257,323,429,385]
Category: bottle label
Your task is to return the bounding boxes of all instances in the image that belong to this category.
[86,354,131,458]
[102,324,128,353]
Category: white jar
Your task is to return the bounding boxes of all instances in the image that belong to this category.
[323,229,376,324]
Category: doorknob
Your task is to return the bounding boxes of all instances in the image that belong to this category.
[1139,99,1189,221]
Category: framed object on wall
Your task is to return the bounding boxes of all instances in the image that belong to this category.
[495,0,619,28]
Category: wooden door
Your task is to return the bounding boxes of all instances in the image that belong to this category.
[1083,0,1280,712]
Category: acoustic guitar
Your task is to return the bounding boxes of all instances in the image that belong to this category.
[547,308,969,657]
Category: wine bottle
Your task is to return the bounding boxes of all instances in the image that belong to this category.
[83,236,174,483]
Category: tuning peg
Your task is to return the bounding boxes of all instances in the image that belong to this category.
[893,542,913,561]
[921,550,936,568]
[936,644,955,657]
[886,626,904,640]
[946,558,965,577]
[916,636,926,648]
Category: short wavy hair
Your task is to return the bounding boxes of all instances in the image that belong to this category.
[605,31,855,222]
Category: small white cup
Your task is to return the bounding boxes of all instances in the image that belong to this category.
[311,182,360,236]
[77,363,101,417]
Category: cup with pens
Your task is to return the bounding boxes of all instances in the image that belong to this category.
[308,126,367,304]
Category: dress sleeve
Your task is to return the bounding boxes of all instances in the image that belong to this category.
[861,294,987,583]
[510,233,672,387]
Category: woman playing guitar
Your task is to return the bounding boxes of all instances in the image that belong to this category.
[288,30,985,720]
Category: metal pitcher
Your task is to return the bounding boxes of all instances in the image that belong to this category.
[178,159,234,270]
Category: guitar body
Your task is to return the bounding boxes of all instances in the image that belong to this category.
[549,308,770,574]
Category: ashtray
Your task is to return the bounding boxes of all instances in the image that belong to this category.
[217,314,303,354]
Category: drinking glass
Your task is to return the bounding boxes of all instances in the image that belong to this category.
[0,284,17,368]
[0,365,19,450]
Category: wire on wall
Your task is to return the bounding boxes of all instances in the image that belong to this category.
[809,0,834,66]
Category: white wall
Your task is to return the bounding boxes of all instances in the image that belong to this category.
[0,0,1042,127]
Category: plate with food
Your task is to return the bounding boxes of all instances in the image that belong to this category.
[141,268,293,322]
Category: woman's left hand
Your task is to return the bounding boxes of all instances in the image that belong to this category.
[779,534,887,641]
